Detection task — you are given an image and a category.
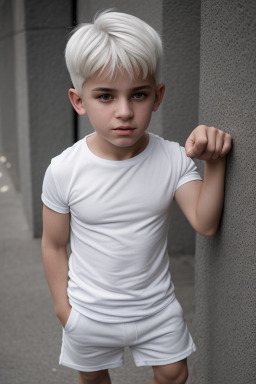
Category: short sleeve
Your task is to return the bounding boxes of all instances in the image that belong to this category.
[41,164,70,214]
[176,146,202,191]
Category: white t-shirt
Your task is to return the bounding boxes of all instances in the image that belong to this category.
[42,132,202,323]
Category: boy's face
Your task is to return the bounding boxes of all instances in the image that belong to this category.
[69,70,165,160]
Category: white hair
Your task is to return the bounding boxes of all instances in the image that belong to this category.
[65,10,163,95]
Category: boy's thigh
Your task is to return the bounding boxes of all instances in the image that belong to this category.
[78,369,111,384]
[130,298,196,367]
[59,307,125,372]
[152,359,188,384]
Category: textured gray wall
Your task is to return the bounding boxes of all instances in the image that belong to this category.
[1,0,74,235]
[77,0,201,254]
[195,1,256,383]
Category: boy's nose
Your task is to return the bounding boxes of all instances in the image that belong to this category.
[115,99,134,120]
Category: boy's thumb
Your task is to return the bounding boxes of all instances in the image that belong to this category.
[185,133,196,158]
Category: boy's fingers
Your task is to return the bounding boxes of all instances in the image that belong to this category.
[202,126,217,160]
[212,130,232,159]
[186,126,232,160]
[185,133,195,157]
[211,129,225,159]
[220,133,232,157]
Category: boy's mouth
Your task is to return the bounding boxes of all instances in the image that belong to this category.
[114,126,135,130]
[113,126,135,135]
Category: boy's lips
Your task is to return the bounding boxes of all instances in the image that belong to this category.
[114,126,135,130]
[113,126,136,135]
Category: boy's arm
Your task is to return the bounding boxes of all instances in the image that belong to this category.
[175,125,232,236]
[41,204,71,327]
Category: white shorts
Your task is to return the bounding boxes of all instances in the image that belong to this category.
[59,298,196,372]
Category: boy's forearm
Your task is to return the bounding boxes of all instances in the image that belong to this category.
[196,157,226,236]
[42,245,71,318]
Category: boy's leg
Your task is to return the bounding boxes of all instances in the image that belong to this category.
[129,299,195,383]
[151,359,188,384]
[60,309,125,380]
[78,369,111,384]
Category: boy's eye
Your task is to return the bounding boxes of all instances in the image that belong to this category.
[98,94,113,101]
[132,92,146,100]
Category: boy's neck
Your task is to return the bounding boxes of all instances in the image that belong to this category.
[86,132,149,161]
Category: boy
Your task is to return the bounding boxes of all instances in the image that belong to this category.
[41,11,232,384]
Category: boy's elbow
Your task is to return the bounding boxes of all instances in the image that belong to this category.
[200,229,217,237]
[196,225,218,237]
[192,214,220,237]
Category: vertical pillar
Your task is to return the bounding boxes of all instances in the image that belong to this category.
[0,1,20,189]
[195,1,256,382]
[162,0,201,254]
[13,0,74,235]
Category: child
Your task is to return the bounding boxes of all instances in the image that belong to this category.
[41,10,232,384]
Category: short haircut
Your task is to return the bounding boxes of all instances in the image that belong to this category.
[65,10,163,95]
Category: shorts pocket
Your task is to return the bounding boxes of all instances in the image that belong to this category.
[172,298,184,317]
[64,307,77,333]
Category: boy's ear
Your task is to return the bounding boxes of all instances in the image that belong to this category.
[152,83,165,112]
[68,88,86,115]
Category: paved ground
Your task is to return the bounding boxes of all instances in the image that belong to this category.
[0,160,198,384]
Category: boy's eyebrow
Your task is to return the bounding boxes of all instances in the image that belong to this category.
[133,86,153,91]
[92,87,117,92]
[92,85,153,92]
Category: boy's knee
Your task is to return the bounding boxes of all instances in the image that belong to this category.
[78,369,110,384]
[153,359,188,384]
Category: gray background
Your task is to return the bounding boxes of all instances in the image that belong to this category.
[0,0,255,383]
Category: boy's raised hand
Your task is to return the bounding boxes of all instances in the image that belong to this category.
[185,125,232,161]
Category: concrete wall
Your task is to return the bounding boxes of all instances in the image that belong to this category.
[195,1,256,382]
[0,0,74,235]
[77,0,201,254]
